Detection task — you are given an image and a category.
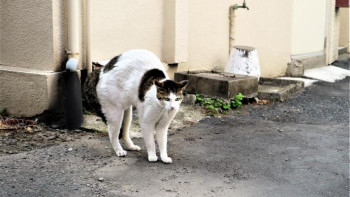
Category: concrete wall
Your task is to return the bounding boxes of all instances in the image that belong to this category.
[89,0,163,61]
[0,66,62,116]
[0,0,65,71]
[234,0,294,77]
[178,0,232,73]
[339,8,350,52]
[326,0,340,64]
[89,0,232,77]
[291,0,327,55]
[0,0,65,116]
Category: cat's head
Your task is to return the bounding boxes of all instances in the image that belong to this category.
[154,80,188,111]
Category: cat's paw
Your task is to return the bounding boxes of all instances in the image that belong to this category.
[116,150,127,157]
[128,145,141,151]
[148,155,158,162]
[161,156,172,164]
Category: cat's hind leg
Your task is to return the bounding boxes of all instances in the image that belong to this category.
[105,107,127,157]
[122,106,141,151]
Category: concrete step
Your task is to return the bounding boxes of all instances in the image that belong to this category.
[303,65,350,82]
[174,70,258,98]
[257,78,305,101]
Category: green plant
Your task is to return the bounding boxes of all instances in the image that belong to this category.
[195,93,245,116]
[231,93,244,108]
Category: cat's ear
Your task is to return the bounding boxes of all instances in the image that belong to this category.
[154,80,164,88]
[177,80,188,89]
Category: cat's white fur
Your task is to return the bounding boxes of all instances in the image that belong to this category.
[97,49,185,163]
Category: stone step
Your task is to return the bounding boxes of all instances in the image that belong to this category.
[257,78,305,101]
[174,70,258,98]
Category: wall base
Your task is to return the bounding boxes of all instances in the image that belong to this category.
[338,46,348,55]
[0,66,64,117]
[286,52,327,76]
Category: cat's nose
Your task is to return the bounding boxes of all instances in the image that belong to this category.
[170,106,175,110]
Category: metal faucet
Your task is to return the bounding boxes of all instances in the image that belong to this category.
[233,0,249,10]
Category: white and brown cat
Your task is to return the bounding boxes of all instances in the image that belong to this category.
[87,49,188,163]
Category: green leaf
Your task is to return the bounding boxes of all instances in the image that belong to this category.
[208,105,215,110]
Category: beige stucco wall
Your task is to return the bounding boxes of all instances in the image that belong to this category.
[0,0,65,116]
[89,0,234,77]
[162,0,188,64]
[339,8,350,52]
[291,0,327,55]
[326,0,340,64]
[0,0,65,71]
[89,0,163,61]
[178,0,232,72]
[234,0,294,77]
[0,66,62,116]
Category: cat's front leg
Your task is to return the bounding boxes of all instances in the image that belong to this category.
[156,124,172,164]
[141,123,158,162]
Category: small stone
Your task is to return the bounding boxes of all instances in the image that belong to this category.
[51,124,59,129]
[98,177,104,182]
[26,127,34,134]
[47,135,57,140]
[67,148,73,152]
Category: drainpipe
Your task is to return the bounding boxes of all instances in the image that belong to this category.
[64,0,83,129]
[66,0,80,70]
[229,5,236,54]
[84,0,92,73]
[229,1,249,54]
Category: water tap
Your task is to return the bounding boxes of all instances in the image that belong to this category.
[234,0,249,10]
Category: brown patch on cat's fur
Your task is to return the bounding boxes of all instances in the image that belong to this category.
[83,69,106,123]
[103,55,121,73]
[139,69,166,102]
[155,80,188,100]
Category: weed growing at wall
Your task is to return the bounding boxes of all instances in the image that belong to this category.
[195,93,244,116]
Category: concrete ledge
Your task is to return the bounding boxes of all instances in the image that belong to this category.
[287,52,327,76]
[174,70,258,98]
[258,78,305,101]
[338,47,348,55]
[259,77,304,91]
[0,66,64,117]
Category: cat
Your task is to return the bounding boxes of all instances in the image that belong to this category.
[92,49,188,163]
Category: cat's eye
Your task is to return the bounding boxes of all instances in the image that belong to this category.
[175,98,181,101]
[164,98,170,101]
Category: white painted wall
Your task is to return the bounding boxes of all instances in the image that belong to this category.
[0,0,65,71]
[178,0,232,72]
[291,0,327,55]
[234,0,294,77]
[89,0,163,61]
[339,8,350,52]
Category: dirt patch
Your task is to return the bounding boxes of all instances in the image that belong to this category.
[0,103,204,156]
[0,118,102,156]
